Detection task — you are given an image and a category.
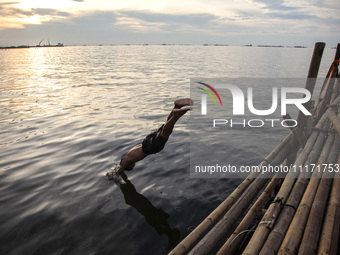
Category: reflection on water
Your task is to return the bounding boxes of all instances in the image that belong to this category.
[117,173,180,251]
[0,45,336,254]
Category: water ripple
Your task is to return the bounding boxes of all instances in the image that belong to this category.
[0,45,336,254]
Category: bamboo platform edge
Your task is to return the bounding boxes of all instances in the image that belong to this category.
[168,42,340,255]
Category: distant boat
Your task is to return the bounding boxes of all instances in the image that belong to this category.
[258,45,284,48]
[294,46,307,48]
[36,43,64,47]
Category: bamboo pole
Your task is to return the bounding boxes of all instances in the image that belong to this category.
[276,131,335,254]
[298,135,339,255]
[241,172,296,255]
[322,43,340,100]
[329,75,340,105]
[188,177,270,255]
[189,146,290,255]
[217,161,289,255]
[188,177,269,255]
[167,172,257,255]
[328,109,340,137]
[255,97,338,255]
[270,96,340,254]
[168,132,294,255]
[315,43,340,119]
[297,42,325,129]
[188,143,292,255]
[258,124,329,255]
[317,157,340,255]
[242,100,336,255]
[329,180,340,255]
[283,114,307,147]
[302,42,326,94]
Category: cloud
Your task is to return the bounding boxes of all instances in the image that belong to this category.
[252,0,338,20]
[252,0,299,11]
[115,10,218,34]
[0,2,72,29]
[32,8,70,17]
[70,11,117,26]
[0,2,32,29]
[119,10,217,26]
[0,0,339,46]
[233,0,339,37]
[0,1,31,16]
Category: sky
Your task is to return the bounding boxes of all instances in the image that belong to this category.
[0,0,339,47]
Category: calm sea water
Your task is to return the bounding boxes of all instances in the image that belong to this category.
[0,45,336,254]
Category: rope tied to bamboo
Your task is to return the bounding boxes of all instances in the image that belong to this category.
[228,227,256,246]
[259,197,284,229]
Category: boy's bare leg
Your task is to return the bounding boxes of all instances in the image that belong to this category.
[166,98,193,121]
[161,106,192,140]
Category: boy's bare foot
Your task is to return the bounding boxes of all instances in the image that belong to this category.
[173,106,193,117]
[174,98,193,109]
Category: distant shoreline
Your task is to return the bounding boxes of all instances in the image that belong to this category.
[0,43,64,50]
[1,44,335,49]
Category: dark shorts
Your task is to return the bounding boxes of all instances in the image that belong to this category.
[142,125,168,155]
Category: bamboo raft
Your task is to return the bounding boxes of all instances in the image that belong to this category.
[169,42,340,255]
